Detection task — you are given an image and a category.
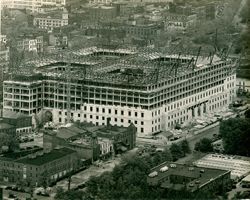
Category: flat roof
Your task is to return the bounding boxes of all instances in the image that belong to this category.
[35,10,67,19]
[0,121,14,130]
[242,174,250,183]
[44,125,86,139]
[3,110,30,119]
[148,162,229,192]
[193,154,250,179]
[16,147,76,166]
[0,148,42,161]
[94,125,132,139]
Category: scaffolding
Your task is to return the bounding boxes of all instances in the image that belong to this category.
[8,46,236,88]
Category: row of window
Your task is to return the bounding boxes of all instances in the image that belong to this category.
[59,113,145,126]
[59,107,145,118]
[167,116,189,128]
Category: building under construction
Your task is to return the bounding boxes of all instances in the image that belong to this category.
[3,47,237,135]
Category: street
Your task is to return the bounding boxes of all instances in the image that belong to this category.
[187,125,220,150]
[55,157,121,191]
[2,157,122,200]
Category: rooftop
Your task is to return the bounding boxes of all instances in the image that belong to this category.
[0,121,15,130]
[16,147,76,166]
[44,125,86,139]
[95,124,133,139]
[44,123,133,141]
[147,162,230,192]
[3,110,30,120]
[35,9,67,19]
[16,34,43,40]
[8,46,236,86]
[242,174,250,183]
[0,148,42,161]
[193,154,250,179]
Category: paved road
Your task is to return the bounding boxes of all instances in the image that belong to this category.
[187,125,220,150]
[55,158,121,191]
[137,123,220,150]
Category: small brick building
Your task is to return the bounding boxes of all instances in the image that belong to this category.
[0,147,78,187]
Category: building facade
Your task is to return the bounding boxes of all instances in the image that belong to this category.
[88,6,117,21]
[89,0,112,4]
[2,0,66,12]
[3,78,43,116]
[43,122,136,160]
[33,9,68,30]
[3,110,32,134]
[49,33,68,48]
[3,49,237,135]
[125,24,161,39]
[164,14,197,30]
[43,126,100,161]
[0,147,78,187]
[16,35,44,54]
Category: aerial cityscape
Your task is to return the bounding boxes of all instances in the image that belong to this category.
[0,0,249,199]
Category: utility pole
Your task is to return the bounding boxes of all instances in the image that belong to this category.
[68,171,72,191]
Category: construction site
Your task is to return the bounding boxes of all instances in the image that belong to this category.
[2,45,238,135]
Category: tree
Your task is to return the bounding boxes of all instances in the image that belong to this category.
[54,187,64,199]
[180,140,191,155]
[85,144,225,200]
[55,189,89,200]
[161,148,173,162]
[152,152,163,166]
[220,118,250,156]
[85,176,99,197]
[239,0,250,23]
[244,109,250,118]
[194,138,213,153]
[170,143,184,161]
[0,133,19,152]
[232,191,250,200]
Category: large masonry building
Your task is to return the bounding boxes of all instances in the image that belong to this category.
[1,0,66,12]
[3,47,237,135]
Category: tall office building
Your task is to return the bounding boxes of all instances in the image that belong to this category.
[3,48,237,135]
